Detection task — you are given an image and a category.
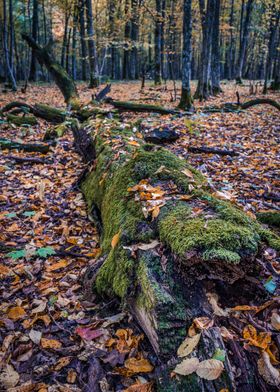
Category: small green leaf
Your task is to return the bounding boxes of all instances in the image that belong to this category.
[7,249,26,260]
[6,212,17,218]
[212,348,226,362]
[22,211,36,217]
[264,277,277,294]
[36,246,56,258]
[49,295,58,306]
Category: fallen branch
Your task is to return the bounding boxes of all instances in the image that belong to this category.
[7,113,38,126]
[1,101,66,124]
[0,138,50,154]
[188,146,238,156]
[2,155,48,164]
[94,84,111,102]
[241,98,280,111]
[106,99,180,115]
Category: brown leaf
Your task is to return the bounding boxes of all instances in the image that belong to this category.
[258,351,280,386]
[7,306,26,320]
[174,357,199,375]
[41,338,62,349]
[196,359,224,380]
[124,357,154,374]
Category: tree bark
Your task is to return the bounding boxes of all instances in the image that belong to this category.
[22,34,80,107]
[154,0,162,85]
[2,0,17,90]
[211,0,222,95]
[179,0,193,109]
[85,0,99,87]
[236,0,254,84]
[29,0,38,81]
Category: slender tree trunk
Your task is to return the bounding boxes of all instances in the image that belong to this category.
[123,0,131,79]
[130,0,139,79]
[108,0,116,79]
[236,0,254,84]
[211,0,222,94]
[85,0,99,87]
[79,1,87,81]
[29,0,38,81]
[263,10,280,94]
[72,12,78,80]
[160,0,166,80]
[154,0,162,85]
[61,11,69,68]
[2,0,17,90]
[194,0,215,100]
[227,0,235,80]
[179,0,192,109]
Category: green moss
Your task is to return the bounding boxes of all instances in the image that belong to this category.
[159,205,259,261]
[203,248,241,264]
[258,228,280,251]
[257,211,280,228]
[95,246,133,298]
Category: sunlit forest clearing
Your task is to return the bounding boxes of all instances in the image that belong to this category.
[0,0,280,391]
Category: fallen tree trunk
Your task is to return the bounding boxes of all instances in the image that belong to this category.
[204,98,280,113]
[75,118,280,391]
[2,154,48,164]
[188,146,238,156]
[106,99,181,115]
[22,34,80,108]
[0,138,50,153]
[6,113,38,126]
[1,101,66,124]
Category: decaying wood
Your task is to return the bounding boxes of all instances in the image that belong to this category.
[94,84,111,102]
[1,101,66,124]
[106,99,180,114]
[2,154,48,164]
[0,138,50,153]
[188,146,239,156]
[77,116,279,391]
[71,119,95,162]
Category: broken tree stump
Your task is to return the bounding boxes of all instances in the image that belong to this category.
[76,118,280,391]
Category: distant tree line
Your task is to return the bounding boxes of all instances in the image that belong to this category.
[0,0,279,105]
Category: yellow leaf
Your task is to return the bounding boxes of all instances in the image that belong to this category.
[151,206,160,220]
[177,333,201,358]
[196,359,224,380]
[7,306,26,320]
[111,231,120,249]
[243,325,271,349]
[127,140,140,147]
[124,357,154,373]
[41,338,62,349]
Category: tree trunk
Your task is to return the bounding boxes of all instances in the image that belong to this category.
[2,0,17,90]
[29,0,38,81]
[236,0,254,84]
[123,0,131,79]
[179,0,193,109]
[263,10,280,94]
[85,0,99,88]
[194,0,216,101]
[211,0,222,95]
[22,34,80,107]
[130,0,139,80]
[154,0,162,85]
[79,1,87,81]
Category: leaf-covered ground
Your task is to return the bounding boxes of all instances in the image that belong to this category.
[0,81,279,391]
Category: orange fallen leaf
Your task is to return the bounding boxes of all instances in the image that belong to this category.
[111,231,120,249]
[243,324,271,349]
[47,260,68,272]
[41,338,62,349]
[7,306,26,320]
[124,357,154,373]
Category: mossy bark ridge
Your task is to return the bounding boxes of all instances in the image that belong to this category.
[78,118,280,391]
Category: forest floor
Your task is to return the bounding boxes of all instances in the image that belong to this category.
[0,81,279,391]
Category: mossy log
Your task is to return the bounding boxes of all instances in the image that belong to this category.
[0,138,50,153]
[7,113,38,126]
[1,101,66,124]
[22,34,80,108]
[76,118,280,391]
